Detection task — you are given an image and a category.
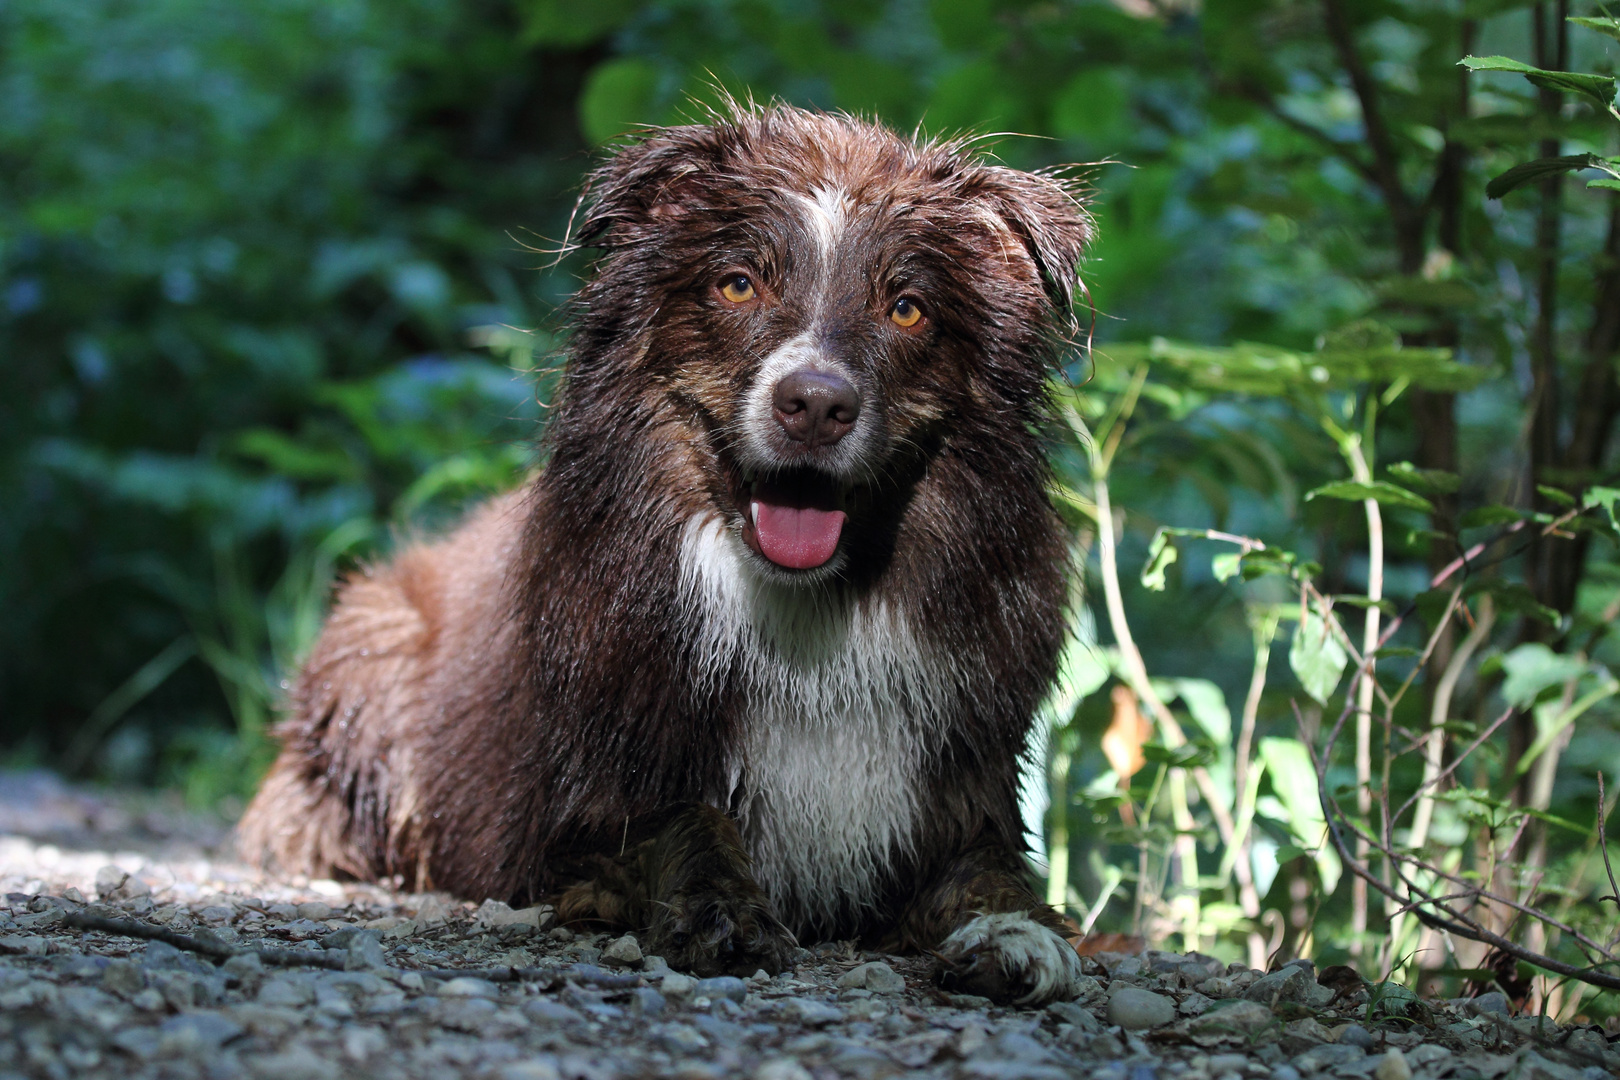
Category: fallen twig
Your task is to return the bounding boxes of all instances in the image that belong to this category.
[61,911,651,990]
[63,911,346,970]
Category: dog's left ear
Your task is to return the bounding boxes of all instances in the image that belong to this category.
[575,125,730,249]
[974,167,1093,321]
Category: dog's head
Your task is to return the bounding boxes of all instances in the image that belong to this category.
[569,105,1090,583]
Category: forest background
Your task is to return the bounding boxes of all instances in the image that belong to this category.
[3,0,1619,1026]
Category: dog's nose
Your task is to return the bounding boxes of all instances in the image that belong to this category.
[772,369,860,448]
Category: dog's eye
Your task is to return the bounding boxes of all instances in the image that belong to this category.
[889,297,924,329]
[719,274,756,303]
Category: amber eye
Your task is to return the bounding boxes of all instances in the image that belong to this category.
[890,296,924,328]
[719,274,756,303]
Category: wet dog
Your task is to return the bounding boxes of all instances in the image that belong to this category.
[239,104,1092,1005]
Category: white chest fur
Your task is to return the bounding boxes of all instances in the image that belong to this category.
[677,517,958,932]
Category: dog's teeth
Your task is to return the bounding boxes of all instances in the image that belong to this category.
[750,500,760,527]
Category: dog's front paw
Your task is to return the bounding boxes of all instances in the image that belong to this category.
[935,911,1085,1006]
[647,889,797,978]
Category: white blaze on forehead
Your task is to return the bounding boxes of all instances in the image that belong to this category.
[792,185,851,260]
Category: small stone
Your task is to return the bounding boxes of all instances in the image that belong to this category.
[642,954,671,977]
[1179,991,1215,1016]
[655,1023,710,1053]
[342,1027,388,1063]
[786,997,843,1026]
[1191,999,1278,1036]
[62,886,85,905]
[1336,1024,1374,1048]
[1292,1043,1365,1073]
[755,1059,814,1080]
[1245,966,1313,1005]
[1373,1050,1411,1080]
[1271,1068,1301,1080]
[496,1062,563,1080]
[94,866,128,899]
[131,987,166,1011]
[1107,986,1177,1030]
[295,901,332,921]
[523,999,584,1025]
[437,976,501,998]
[661,973,698,1000]
[601,933,643,966]
[630,986,666,1016]
[1048,1000,1102,1032]
[1466,991,1510,1016]
[837,960,906,994]
[258,976,316,1006]
[696,975,748,1002]
[159,1012,244,1053]
[342,930,386,970]
[101,957,147,998]
[0,933,47,956]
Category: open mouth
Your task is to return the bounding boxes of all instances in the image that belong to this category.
[736,469,848,571]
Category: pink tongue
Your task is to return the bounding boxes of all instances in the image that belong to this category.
[753,501,846,569]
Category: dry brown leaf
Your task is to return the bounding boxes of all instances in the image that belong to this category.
[1102,684,1151,781]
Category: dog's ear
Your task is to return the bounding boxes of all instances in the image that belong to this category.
[574,126,730,249]
[973,167,1093,322]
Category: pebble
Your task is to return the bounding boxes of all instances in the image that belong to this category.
[0,775,1594,1080]
[660,972,699,1000]
[1108,986,1177,1029]
[600,933,643,966]
[695,975,748,1002]
[1373,1049,1411,1080]
[1466,991,1510,1016]
[436,976,500,998]
[836,960,906,993]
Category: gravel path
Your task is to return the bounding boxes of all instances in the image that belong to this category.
[1,770,1616,1080]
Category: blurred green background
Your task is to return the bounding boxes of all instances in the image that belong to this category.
[3,0,1618,985]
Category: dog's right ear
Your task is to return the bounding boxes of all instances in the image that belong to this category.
[574,126,730,249]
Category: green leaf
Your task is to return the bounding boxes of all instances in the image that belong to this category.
[1258,737,1341,894]
[1486,154,1620,200]
[578,58,661,146]
[1387,461,1460,495]
[1459,505,1524,529]
[521,0,642,47]
[1592,179,1620,191]
[1171,678,1233,745]
[1212,551,1244,583]
[1498,643,1587,708]
[1306,480,1435,514]
[1141,529,1178,591]
[1142,741,1217,769]
[1536,484,1576,507]
[1460,56,1620,115]
[1289,604,1348,705]
[1568,16,1620,43]
[1467,581,1560,626]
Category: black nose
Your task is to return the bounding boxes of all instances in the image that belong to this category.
[772,368,860,448]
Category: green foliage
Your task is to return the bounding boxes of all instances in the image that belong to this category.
[3,0,1619,1015]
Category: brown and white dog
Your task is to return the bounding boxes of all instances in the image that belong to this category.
[239,105,1092,1005]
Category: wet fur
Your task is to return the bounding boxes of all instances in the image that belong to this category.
[240,105,1092,999]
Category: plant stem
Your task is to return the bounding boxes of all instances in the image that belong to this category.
[1344,435,1384,957]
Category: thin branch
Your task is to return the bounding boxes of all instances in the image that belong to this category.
[60,911,647,989]
[63,912,344,970]
[1600,773,1620,909]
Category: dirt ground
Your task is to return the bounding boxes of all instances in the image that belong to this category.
[1,769,1616,1080]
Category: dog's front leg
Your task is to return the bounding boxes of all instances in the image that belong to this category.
[557,803,795,978]
[901,843,1086,1006]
